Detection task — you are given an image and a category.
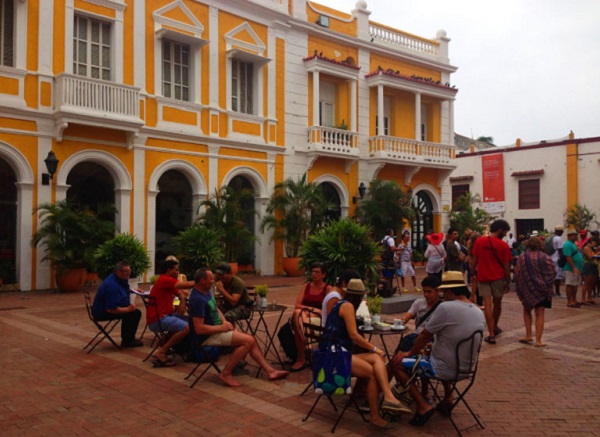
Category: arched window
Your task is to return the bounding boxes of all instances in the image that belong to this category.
[66,162,115,221]
[228,175,256,262]
[320,182,341,222]
[155,170,193,269]
[0,157,17,284]
[412,191,433,251]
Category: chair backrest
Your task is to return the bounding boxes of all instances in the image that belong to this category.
[82,283,95,321]
[141,294,166,333]
[452,329,484,381]
[301,308,324,364]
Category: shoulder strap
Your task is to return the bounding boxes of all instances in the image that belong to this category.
[488,236,505,268]
[416,301,441,329]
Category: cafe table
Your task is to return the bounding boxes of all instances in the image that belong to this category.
[359,323,409,360]
[247,302,287,376]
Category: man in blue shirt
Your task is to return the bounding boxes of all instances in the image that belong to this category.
[92,262,143,348]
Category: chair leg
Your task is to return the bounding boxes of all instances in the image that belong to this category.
[300,381,313,396]
[302,395,323,423]
[85,320,121,354]
[143,333,161,362]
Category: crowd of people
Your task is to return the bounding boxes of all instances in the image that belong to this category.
[89,218,599,430]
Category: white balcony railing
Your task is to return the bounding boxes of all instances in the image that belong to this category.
[369,24,439,56]
[308,126,359,155]
[55,73,140,119]
[369,135,454,165]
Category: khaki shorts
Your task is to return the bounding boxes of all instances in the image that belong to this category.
[478,279,505,298]
[564,271,581,287]
[202,331,233,346]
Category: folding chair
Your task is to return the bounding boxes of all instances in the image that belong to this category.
[299,308,324,396]
[184,302,221,388]
[427,329,485,436]
[140,295,172,363]
[82,284,122,354]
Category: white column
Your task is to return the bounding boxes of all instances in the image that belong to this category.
[15,182,33,291]
[377,84,384,135]
[114,189,131,233]
[132,145,146,239]
[209,7,219,108]
[147,190,158,275]
[38,1,53,75]
[207,144,220,192]
[113,10,124,83]
[312,71,320,126]
[448,99,455,144]
[134,0,146,91]
[350,79,357,132]
[415,92,422,140]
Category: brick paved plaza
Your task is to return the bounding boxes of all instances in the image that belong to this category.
[1,269,599,436]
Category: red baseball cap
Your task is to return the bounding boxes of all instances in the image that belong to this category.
[580,230,587,235]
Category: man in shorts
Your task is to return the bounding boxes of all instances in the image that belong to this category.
[469,219,512,344]
[147,259,196,366]
[397,231,421,293]
[188,268,288,387]
[563,229,583,307]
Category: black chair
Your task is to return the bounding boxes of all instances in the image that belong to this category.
[184,302,222,388]
[301,309,368,433]
[427,329,485,436]
[82,284,122,354]
[140,295,173,363]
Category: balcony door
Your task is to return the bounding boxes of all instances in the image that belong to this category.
[319,81,336,127]
[0,157,16,284]
[411,191,433,252]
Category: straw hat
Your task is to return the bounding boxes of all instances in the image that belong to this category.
[426,233,444,246]
[438,271,467,289]
[567,229,578,236]
[346,278,367,294]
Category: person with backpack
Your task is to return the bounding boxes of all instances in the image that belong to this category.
[380,229,399,293]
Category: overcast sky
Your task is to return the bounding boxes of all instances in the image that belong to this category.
[314,0,600,146]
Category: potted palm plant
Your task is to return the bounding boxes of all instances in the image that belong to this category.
[261,174,330,276]
[92,233,151,281]
[172,224,225,277]
[32,200,115,292]
[198,186,256,275]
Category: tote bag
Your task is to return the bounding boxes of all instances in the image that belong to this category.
[312,345,352,395]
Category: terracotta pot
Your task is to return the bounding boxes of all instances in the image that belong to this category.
[86,272,100,283]
[229,262,239,276]
[238,264,253,273]
[55,267,87,293]
[282,257,305,277]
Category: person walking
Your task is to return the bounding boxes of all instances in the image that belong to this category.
[514,237,556,347]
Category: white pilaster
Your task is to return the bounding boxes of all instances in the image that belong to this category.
[36,139,55,289]
[350,79,357,132]
[134,0,146,91]
[208,144,220,191]
[377,84,384,135]
[209,6,219,108]
[132,145,146,238]
[38,1,53,75]
[113,9,124,83]
[449,99,455,144]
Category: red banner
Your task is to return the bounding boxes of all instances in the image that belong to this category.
[482,153,505,203]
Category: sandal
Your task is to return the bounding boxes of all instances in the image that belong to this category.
[484,336,496,345]
[494,327,503,336]
[408,408,435,426]
[518,338,533,344]
[152,357,176,368]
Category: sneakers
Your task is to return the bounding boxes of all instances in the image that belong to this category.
[414,287,422,293]
[381,399,412,415]
[402,288,409,294]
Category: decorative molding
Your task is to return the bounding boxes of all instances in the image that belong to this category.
[404,166,422,185]
[437,169,453,188]
[511,169,544,177]
[79,0,127,12]
[449,175,474,182]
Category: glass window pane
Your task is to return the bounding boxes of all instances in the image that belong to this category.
[78,41,87,64]
[91,44,99,66]
[182,87,189,101]
[102,23,110,43]
[102,69,110,81]
[102,46,110,68]
[174,65,181,85]
[163,40,170,59]
[78,64,87,76]
[163,61,171,81]
[163,82,171,97]
[175,85,181,100]
[91,21,100,43]
[182,66,188,86]
[78,18,87,39]
[182,46,189,66]
[91,66,99,79]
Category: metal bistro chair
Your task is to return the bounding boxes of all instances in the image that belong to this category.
[427,329,485,436]
[140,295,175,363]
[184,301,222,388]
[301,308,368,433]
[82,284,122,354]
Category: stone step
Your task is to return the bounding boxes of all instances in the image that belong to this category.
[381,294,419,314]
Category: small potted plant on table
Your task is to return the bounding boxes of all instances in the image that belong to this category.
[254,284,269,309]
[367,294,383,324]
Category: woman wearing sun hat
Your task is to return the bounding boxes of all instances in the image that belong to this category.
[321,278,411,428]
[424,233,446,280]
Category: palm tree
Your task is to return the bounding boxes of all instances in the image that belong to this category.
[354,180,414,239]
[449,192,494,236]
[564,203,597,231]
[476,136,494,145]
[261,174,330,258]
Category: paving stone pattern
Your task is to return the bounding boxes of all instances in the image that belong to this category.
[1,271,599,436]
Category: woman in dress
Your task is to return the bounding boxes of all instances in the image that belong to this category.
[290,263,332,371]
[424,233,446,280]
[321,268,360,327]
[581,237,599,305]
[514,236,556,347]
[322,279,411,428]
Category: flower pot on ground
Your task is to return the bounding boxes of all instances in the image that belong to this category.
[31,200,116,292]
[282,257,305,277]
[55,267,87,293]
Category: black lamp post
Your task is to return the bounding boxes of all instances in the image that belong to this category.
[42,151,59,186]
[353,182,367,204]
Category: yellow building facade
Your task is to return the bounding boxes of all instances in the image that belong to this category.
[0,0,457,290]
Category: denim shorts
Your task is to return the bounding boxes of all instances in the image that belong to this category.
[402,356,436,378]
[150,314,188,333]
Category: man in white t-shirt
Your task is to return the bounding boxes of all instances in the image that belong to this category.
[381,229,399,292]
[551,226,565,297]
[504,233,516,248]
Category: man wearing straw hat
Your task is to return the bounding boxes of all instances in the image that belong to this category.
[390,271,485,426]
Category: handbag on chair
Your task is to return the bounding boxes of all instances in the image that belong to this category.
[312,344,352,395]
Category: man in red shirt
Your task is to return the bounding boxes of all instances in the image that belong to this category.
[147,259,195,366]
[470,219,512,344]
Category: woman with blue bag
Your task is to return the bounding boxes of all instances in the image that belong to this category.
[315,278,411,429]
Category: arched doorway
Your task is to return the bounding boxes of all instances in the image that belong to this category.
[228,175,256,264]
[412,191,433,252]
[320,182,341,222]
[0,158,17,284]
[66,162,115,221]
[155,170,193,269]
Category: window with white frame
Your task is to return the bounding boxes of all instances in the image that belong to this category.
[231,58,254,114]
[73,15,111,80]
[162,39,190,101]
[0,0,14,67]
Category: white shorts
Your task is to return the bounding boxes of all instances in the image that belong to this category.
[400,261,415,277]
[564,271,581,287]
[553,260,564,280]
[202,331,233,346]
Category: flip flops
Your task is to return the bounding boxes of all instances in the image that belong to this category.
[484,336,496,345]
[152,357,176,368]
[518,338,533,344]
[408,408,435,426]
